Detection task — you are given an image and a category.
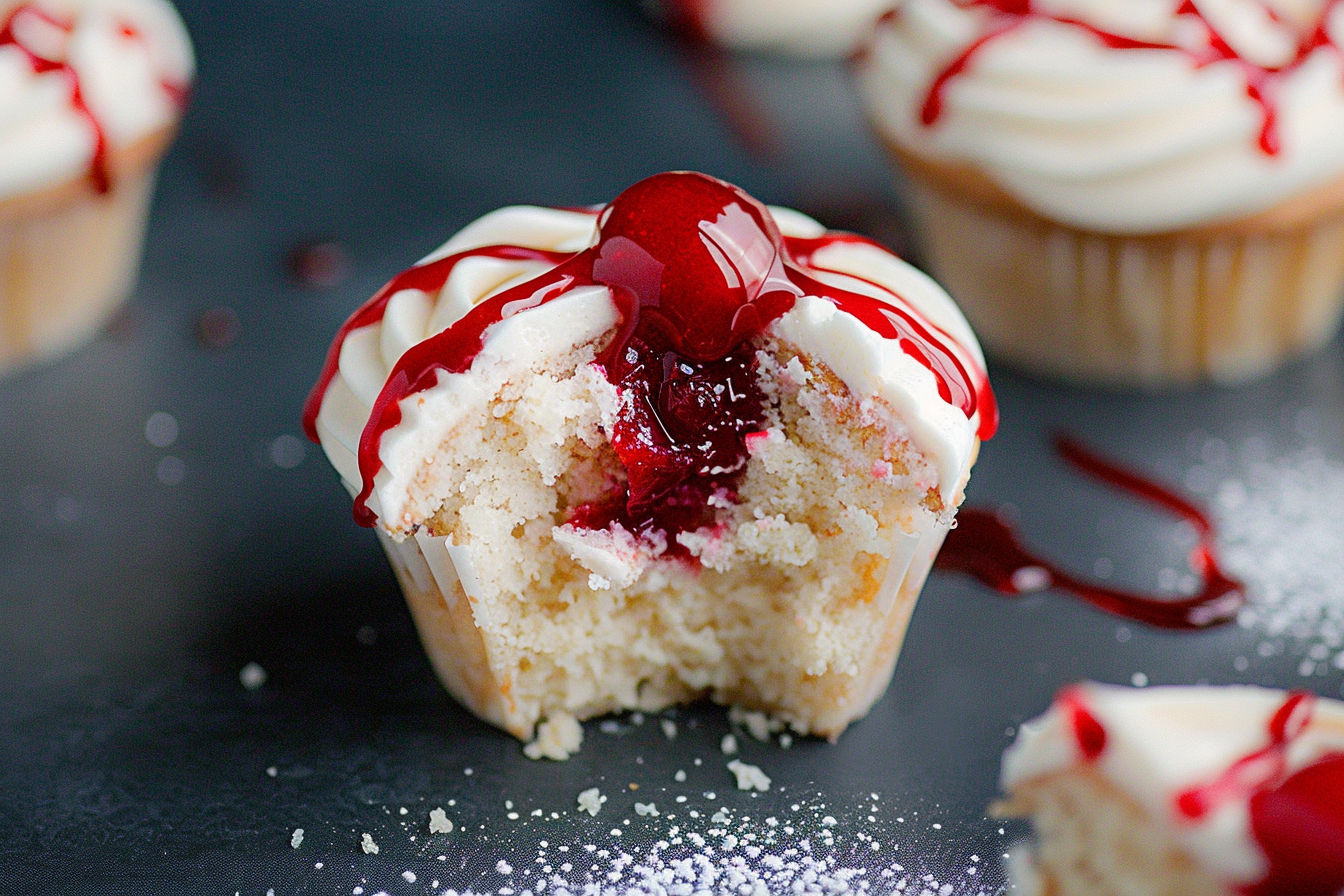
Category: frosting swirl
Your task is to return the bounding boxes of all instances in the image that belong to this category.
[0,0,192,198]
[305,173,993,535]
[856,0,1344,232]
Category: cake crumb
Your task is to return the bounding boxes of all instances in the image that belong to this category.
[524,713,583,761]
[634,802,659,817]
[360,832,379,854]
[401,871,417,884]
[720,733,739,755]
[239,662,267,691]
[290,828,304,848]
[660,718,677,740]
[729,706,775,741]
[576,787,606,816]
[727,759,772,792]
[429,807,454,834]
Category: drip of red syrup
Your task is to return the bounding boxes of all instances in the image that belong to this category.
[1061,688,1344,895]
[0,4,188,194]
[302,172,996,547]
[912,0,1344,156]
[935,434,1245,630]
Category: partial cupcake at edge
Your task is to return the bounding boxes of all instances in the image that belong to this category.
[305,171,995,758]
[855,0,1344,387]
[0,0,193,374]
[998,682,1344,895]
[645,0,895,57]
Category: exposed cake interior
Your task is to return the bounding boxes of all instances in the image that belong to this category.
[998,769,1228,896]
[387,315,951,743]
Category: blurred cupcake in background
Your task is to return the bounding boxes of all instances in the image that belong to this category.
[855,0,1344,387]
[645,0,893,57]
[0,0,192,375]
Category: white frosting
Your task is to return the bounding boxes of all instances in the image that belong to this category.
[1002,683,1344,885]
[312,199,987,534]
[0,0,193,198]
[668,0,894,57]
[855,0,1344,232]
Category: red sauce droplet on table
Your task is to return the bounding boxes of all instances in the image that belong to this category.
[913,0,1344,157]
[0,3,188,193]
[936,434,1245,630]
[303,172,994,546]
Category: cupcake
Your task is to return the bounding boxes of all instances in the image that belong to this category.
[999,683,1344,895]
[304,171,994,754]
[855,0,1344,386]
[648,0,894,57]
[0,0,192,374]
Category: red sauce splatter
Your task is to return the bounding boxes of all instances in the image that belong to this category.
[303,172,995,545]
[914,0,1344,157]
[936,434,1245,630]
[0,3,187,194]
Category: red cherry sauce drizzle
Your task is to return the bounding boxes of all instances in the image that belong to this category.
[0,4,188,194]
[302,172,995,543]
[914,0,1344,156]
[936,434,1245,630]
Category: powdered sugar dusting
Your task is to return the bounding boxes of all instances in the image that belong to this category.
[1181,410,1344,684]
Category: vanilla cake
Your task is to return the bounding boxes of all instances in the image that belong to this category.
[999,683,1344,895]
[304,171,995,754]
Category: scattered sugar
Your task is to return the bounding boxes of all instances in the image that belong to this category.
[720,733,738,755]
[660,718,677,740]
[1183,423,1344,673]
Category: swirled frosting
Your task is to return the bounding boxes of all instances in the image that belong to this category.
[656,0,894,57]
[0,0,192,199]
[305,172,992,536]
[1003,683,1344,891]
[855,0,1344,233]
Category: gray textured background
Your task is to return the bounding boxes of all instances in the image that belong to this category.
[3,1,1343,891]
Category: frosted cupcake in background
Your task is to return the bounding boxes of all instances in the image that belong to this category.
[0,0,192,374]
[999,683,1344,895]
[305,171,993,756]
[855,0,1344,387]
[646,0,894,57]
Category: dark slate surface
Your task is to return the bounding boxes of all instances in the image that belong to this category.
[3,1,1344,892]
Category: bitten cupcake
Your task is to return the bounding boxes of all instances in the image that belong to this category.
[304,172,994,755]
[855,0,1344,386]
[648,0,894,57]
[0,0,192,374]
[999,683,1344,895]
